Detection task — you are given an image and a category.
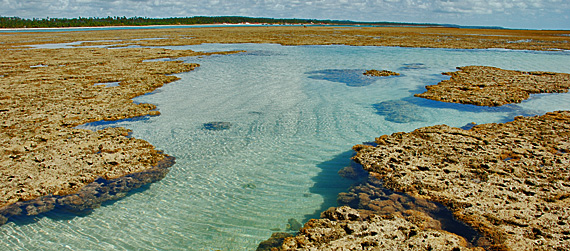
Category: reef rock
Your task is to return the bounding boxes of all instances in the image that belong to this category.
[352,111,570,250]
[363,69,400,77]
[415,66,570,106]
[278,206,479,251]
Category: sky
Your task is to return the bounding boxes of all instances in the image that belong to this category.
[1,0,569,30]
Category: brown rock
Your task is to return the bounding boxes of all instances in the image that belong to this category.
[363,69,400,77]
[415,66,570,106]
[353,111,570,250]
[278,206,479,251]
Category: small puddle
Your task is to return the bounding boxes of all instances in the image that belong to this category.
[94,81,120,88]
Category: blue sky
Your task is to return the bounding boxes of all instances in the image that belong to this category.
[1,0,569,29]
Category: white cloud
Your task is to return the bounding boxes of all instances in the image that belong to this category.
[0,0,569,29]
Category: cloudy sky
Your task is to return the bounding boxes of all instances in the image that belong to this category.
[1,0,569,29]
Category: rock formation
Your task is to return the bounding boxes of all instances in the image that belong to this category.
[0,45,238,214]
[415,66,570,106]
[277,206,480,250]
[352,111,570,250]
[363,69,400,77]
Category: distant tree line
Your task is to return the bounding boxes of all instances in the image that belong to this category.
[0,16,430,28]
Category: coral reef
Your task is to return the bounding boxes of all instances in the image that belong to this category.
[353,111,570,250]
[0,43,238,210]
[415,66,570,106]
[278,206,480,250]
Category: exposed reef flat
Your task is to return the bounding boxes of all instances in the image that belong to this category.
[0,155,174,224]
[271,111,570,250]
[263,206,480,251]
[416,66,570,106]
[2,26,568,51]
[352,111,570,250]
[0,43,238,212]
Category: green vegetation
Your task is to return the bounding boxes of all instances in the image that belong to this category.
[0,16,433,28]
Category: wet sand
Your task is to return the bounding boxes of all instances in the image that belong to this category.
[1,26,569,249]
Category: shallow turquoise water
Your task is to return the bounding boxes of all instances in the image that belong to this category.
[2,44,570,250]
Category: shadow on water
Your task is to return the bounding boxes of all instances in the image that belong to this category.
[300,150,357,224]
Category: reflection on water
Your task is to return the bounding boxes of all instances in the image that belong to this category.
[1,44,569,251]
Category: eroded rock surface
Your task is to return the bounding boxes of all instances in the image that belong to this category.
[0,44,238,210]
[276,206,480,251]
[363,69,400,77]
[353,111,570,250]
[415,66,570,106]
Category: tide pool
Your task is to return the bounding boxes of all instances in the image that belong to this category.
[1,44,569,250]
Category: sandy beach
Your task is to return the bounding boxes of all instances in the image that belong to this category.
[1,26,569,250]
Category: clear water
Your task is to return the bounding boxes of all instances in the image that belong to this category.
[2,44,570,250]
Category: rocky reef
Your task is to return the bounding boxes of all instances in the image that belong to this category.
[352,111,570,250]
[264,111,569,250]
[363,69,400,77]
[0,42,239,211]
[372,100,426,123]
[266,206,479,250]
[0,155,174,225]
[415,66,570,106]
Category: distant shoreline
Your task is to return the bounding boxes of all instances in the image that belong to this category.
[0,23,446,33]
[0,23,303,32]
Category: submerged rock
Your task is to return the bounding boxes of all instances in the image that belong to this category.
[372,100,427,123]
[337,160,368,180]
[286,218,303,232]
[256,232,294,251]
[203,122,232,131]
[400,63,428,70]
